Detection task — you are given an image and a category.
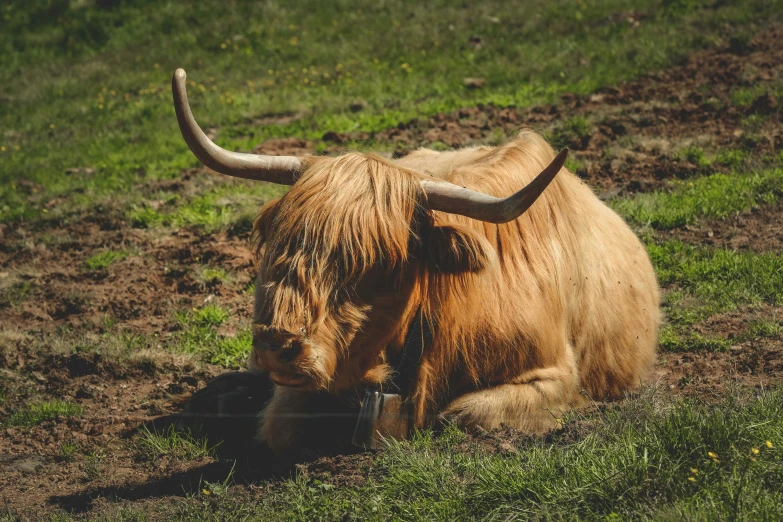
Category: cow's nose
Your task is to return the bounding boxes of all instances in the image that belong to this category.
[277,343,302,363]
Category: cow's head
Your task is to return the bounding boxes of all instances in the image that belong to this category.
[172,69,567,392]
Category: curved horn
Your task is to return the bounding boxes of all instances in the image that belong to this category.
[172,69,302,184]
[420,148,568,224]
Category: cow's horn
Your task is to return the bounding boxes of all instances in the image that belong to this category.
[172,69,302,184]
[420,148,568,224]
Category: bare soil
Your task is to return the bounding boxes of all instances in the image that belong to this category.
[1,25,782,520]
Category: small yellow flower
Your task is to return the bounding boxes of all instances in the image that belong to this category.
[42,209,48,213]
[707,452,718,459]
[289,37,298,46]
[110,90,116,96]
[153,63,159,69]
[335,63,343,71]
[220,43,227,49]
[766,440,774,449]
[98,104,104,110]
[0,146,5,152]
[267,69,274,75]
[751,447,759,455]
[687,476,696,482]
[690,468,698,474]
[14,145,19,151]
[202,488,211,495]
[49,123,55,129]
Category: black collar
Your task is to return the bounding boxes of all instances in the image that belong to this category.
[386,310,431,396]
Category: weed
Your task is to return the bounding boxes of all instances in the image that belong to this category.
[5,400,82,427]
[84,250,129,270]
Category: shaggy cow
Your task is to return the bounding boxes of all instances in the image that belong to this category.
[172,69,660,454]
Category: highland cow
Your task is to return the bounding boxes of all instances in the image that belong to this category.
[172,69,660,454]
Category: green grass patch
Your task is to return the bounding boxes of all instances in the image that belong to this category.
[651,240,783,310]
[197,266,231,285]
[134,425,214,461]
[612,168,783,229]
[659,325,731,353]
[173,305,252,368]
[5,400,83,427]
[652,241,783,351]
[2,0,781,223]
[129,181,283,232]
[84,249,130,270]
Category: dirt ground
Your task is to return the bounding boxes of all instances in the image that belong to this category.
[1,26,782,519]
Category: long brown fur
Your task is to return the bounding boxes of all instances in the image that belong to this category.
[249,129,659,453]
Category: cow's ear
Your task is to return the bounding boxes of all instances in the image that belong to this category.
[426,224,493,273]
[251,198,281,255]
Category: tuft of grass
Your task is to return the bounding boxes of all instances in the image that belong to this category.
[83,450,105,482]
[59,441,79,463]
[612,168,783,229]
[173,305,252,368]
[6,400,83,427]
[659,325,731,353]
[197,266,231,286]
[679,145,712,170]
[713,148,747,168]
[134,425,214,461]
[191,304,230,327]
[0,281,32,309]
[551,115,592,149]
[84,249,129,270]
[748,318,783,339]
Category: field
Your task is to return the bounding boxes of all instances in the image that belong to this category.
[1,0,783,519]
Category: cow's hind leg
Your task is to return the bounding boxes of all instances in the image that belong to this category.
[440,367,578,434]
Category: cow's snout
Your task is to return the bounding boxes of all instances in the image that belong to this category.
[253,330,306,368]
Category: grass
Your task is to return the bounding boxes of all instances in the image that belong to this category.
[649,240,783,311]
[173,304,252,368]
[4,400,83,427]
[0,280,32,309]
[134,425,214,461]
[612,167,783,229]
[91,386,779,521]
[84,249,129,270]
[2,0,781,223]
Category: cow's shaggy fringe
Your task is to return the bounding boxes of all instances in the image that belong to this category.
[251,129,660,453]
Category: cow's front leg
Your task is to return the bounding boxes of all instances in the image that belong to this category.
[440,366,578,434]
[258,386,309,454]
